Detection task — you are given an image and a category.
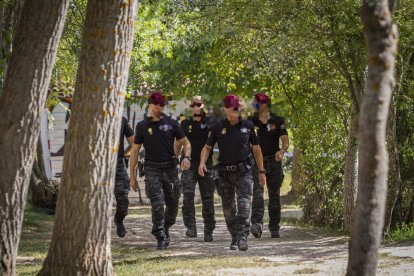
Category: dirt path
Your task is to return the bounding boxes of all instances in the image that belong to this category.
[113,209,414,275]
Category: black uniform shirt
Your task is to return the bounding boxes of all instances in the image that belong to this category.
[118,116,134,158]
[206,118,259,166]
[134,114,186,162]
[181,116,215,163]
[249,113,288,157]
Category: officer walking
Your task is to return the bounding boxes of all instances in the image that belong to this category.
[249,92,289,238]
[114,116,135,238]
[176,96,216,242]
[129,92,191,250]
[198,94,266,251]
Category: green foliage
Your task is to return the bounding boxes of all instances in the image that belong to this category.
[385,223,414,243]
[52,0,86,87]
[393,0,414,226]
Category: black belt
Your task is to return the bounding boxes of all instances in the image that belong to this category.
[216,160,250,173]
[217,164,238,172]
[145,160,176,169]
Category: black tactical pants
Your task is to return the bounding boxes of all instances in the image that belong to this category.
[181,160,215,232]
[216,168,253,240]
[251,158,284,231]
[144,166,181,240]
[114,159,130,223]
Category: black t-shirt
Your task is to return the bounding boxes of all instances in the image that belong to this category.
[249,113,288,157]
[118,116,134,158]
[181,116,215,163]
[134,114,186,162]
[206,118,259,166]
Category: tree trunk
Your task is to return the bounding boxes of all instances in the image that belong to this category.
[346,1,398,275]
[39,1,137,275]
[291,144,302,194]
[0,0,24,94]
[0,1,69,274]
[343,105,359,231]
[30,137,59,211]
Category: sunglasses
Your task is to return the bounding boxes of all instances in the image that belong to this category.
[190,102,203,108]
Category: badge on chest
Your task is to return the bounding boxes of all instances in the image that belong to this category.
[159,124,172,131]
[267,123,276,132]
[221,128,227,135]
[240,127,249,134]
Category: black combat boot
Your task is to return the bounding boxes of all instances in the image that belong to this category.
[238,237,248,251]
[270,230,280,238]
[230,236,238,250]
[250,223,262,239]
[157,239,167,250]
[115,219,126,238]
[185,227,197,238]
[204,230,213,242]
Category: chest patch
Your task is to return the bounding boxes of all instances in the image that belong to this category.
[159,124,172,131]
[267,123,277,131]
[240,127,249,134]
[148,128,153,135]
[221,128,227,135]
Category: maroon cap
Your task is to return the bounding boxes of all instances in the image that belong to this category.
[223,94,240,109]
[148,92,166,107]
[254,92,270,105]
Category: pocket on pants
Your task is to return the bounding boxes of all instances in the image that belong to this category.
[239,172,253,196]
[174,180,182,199]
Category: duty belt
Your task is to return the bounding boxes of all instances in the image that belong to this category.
[217,164,238,172]
[216,160,250,173]
[144,159,176,169]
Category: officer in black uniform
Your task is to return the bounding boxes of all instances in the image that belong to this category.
[129,92,191,250]
[175,96,216,242]
[198,94,266,251]
[249,92,289,238]
[114,116,135,238]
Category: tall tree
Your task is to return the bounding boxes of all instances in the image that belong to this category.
[346,0,398,275]
[39,0,137,274]
[0,1,69,274]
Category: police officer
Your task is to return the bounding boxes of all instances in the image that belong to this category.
[198,94,266,251]
[175,96,216,242]
[249,92,289,238]
[114,116,135,238]
[129,92,191,250]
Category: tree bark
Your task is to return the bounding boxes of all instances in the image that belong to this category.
[343,104,359,231]
[39,1,137,275]
[291,144,302,194]
[0,1,69,275]
[30,137,58,211]
[0,0,24,94]
[346,1,398,275]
